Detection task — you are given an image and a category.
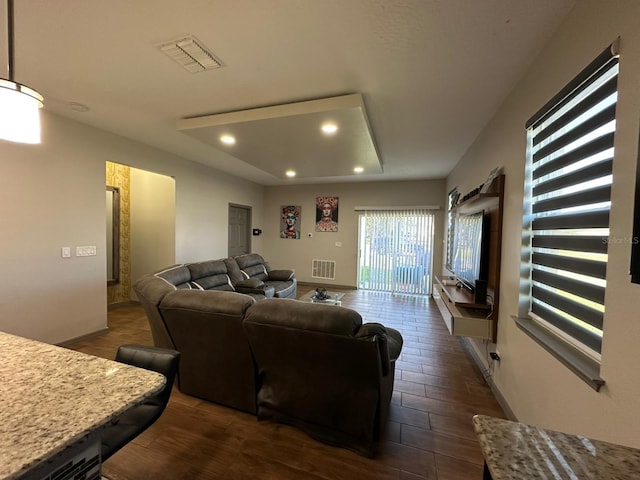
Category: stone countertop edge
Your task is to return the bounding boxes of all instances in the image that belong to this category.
[0,331,165,480]
[472,414,640,480]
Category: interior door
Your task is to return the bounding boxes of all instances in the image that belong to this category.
[228,204,251,256]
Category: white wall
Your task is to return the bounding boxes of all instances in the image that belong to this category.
[130,168,176,291]
[0,111,264,344]
[263,180,445,286]
[446,0,640,448]
[172,161,265,264]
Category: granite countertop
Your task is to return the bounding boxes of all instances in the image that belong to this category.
[0,332,165,480]
[473,414,640,480]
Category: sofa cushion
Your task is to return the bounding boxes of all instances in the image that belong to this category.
[234,254,270,280]
[154,265,192,289]
[236,278,265,289]
[187,260,235,291]
[160,289,255,316]
[234,253,266,270]
[240,263,269,281]
[245,298,362,336]
[223,257,245,285]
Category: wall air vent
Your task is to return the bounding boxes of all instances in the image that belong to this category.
[312,259,336,280]
[158,35,223,73]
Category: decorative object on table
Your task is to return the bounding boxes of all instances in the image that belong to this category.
[480,166,503,193]
[314,287,329,300]
[280,205,301,239]
[315,196,339,232]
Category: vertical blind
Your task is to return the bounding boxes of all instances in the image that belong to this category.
[525,40,619,355]
[357,208,435,295]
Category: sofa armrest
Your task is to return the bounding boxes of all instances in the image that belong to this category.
[236,278,265,289]
[236,284,276,298]
[269,270,294,282]
[356,322,402,376]
[268,269,295,281]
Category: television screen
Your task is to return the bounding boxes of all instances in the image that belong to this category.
[449,211,487,291]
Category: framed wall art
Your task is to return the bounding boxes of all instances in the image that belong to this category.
[280,205,301,239]
[315,196,339,232]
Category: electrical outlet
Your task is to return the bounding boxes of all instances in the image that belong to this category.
[61,247,71,258]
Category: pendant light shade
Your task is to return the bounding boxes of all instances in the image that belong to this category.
[1,0,43,144]
[0,79,43,144]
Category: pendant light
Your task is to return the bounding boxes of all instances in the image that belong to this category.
[0,0,43,144]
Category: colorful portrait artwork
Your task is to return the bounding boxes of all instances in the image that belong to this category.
[280,205,301,239]
[315,196,339,232]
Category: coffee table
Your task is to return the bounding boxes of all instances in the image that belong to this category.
[299,290,345,306]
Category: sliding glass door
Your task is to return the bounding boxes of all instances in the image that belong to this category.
[357,208,435,295]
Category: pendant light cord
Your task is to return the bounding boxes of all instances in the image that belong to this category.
[6,0,14,81]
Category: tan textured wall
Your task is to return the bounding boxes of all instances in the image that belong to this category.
[446,0,640,450]
[106,162,131,304]
[130,168,176,288]
[263,180,446,287]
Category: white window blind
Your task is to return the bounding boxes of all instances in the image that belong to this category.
[525,40,619,356]
[357,208,435,295]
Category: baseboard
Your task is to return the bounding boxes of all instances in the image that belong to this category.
[56,327,109,348]
[297,281,357,290]
[107,300,140,310]
[461,337,517,421]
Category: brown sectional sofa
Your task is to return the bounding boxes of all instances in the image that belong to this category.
[133,254,402,456]
[134,253,295,413]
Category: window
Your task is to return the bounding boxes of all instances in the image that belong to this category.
[446,187,459,268]
[520,40,619,389]
[357,208,435,295]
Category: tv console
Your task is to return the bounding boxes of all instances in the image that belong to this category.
[433,275,494,340]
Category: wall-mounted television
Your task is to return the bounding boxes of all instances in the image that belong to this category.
[447,210,490,293]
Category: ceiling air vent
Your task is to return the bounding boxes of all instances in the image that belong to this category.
[158,35,223,73]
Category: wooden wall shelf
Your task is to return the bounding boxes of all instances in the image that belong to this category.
[433,276,495,341]
[435,174,505,343]
[455,193,500,215]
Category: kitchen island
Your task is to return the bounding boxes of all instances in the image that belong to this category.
[0,331,165,480]
[473,414,640,479]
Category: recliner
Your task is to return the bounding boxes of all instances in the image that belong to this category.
[159,289,258,413]
[100,344,180,462]
[243,298,403,457]
[233,253,297,299]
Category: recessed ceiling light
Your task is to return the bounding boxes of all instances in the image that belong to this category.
[220,134,235,145]
[285,170,296,178]
[321,123,338,134]
[68,102,90,113]
[354,166,364,173]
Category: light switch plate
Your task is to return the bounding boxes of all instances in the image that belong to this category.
[76,246,97,257]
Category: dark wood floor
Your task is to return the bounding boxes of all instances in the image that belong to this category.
[68,286,505,480]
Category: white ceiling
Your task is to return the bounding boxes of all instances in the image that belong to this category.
[5,0,575,185]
